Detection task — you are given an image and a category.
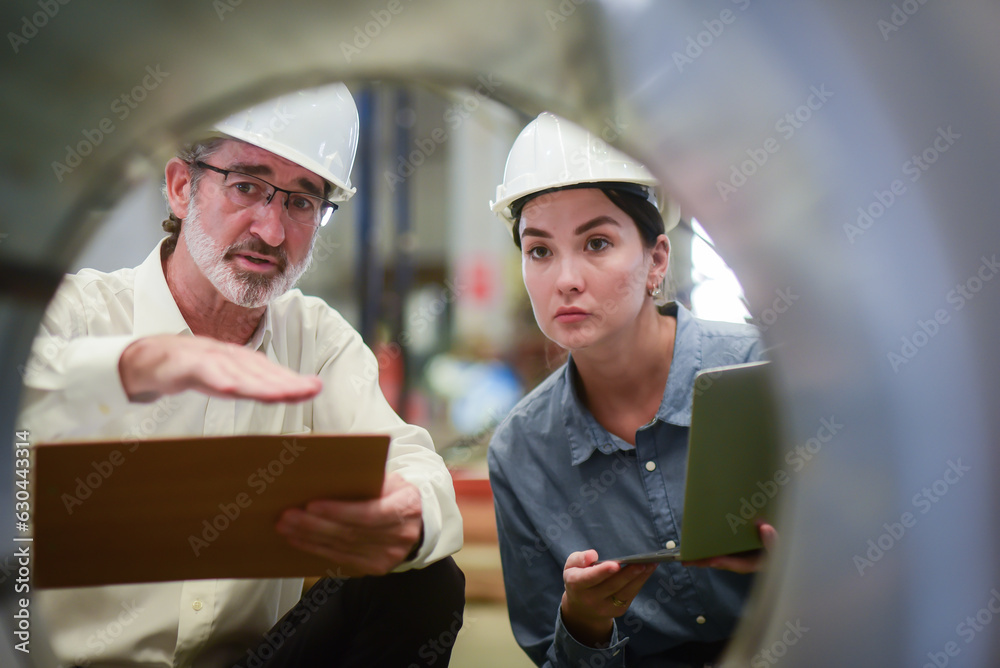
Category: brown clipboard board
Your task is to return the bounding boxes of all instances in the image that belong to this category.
[32,433,389,588]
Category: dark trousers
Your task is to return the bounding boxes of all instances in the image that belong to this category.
[233,557,465,668]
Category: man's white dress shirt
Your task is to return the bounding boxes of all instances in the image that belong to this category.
[19,240,463,667]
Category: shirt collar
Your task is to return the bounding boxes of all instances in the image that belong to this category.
[656,301,703,428]
[561,359,603,466]
[133,238,273,352]
[250,303,273,352]
[561,302,704,466]
[133,239,192,338]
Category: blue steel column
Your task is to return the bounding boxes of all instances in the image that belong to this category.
[392,88,414,419]
[355,87,381,346]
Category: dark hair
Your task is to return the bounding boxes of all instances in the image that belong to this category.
[509,182,664,249]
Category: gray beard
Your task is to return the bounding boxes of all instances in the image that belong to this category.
[182,200,315,308]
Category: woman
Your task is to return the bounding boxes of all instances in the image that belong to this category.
[487,112,774,668]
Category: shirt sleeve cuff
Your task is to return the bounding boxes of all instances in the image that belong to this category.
[63,335,135,415]
[389,470,461,572]
[553,606,628,667]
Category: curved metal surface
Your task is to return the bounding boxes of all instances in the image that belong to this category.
[602,3,1000,666]
[2,1,998,666]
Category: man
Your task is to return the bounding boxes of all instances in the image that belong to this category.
[19,83,464,667]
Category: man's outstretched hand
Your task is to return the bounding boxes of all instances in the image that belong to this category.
[120,334,322,403]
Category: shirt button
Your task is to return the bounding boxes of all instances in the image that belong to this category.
[696,615,706,625]
[645,461,656,472]
[192,600,203,611]
[665,540,676,549]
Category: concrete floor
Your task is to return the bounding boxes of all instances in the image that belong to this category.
[450,601,535,668]
[447,481,536,666]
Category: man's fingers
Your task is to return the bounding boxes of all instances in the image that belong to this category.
[197,369,321,402]
[295,482,421,528]
[277,508,400,550]
[278,507,387,541]
[189,345,322,402]
[381,473,422,500]
[282,536,388,577]
[275,473,423,576]
[121,334,323,403]
[276,508,352,545]
[277,504,420,576]
[297,499,415,529]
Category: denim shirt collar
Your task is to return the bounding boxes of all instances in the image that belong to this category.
[562,302,704,466]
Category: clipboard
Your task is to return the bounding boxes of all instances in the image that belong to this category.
[599,361,781,564]
[32,433,390,588]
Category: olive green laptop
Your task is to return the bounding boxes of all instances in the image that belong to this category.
[603,360,781,564]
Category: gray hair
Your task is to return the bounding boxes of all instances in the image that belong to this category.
[160,137,228,256]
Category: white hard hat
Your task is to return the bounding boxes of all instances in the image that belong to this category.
[213,82,359,202]
[491,112,680,231]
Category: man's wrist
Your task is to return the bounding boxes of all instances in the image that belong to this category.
[119,337,161,403]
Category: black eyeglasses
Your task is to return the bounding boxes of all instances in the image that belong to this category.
[193,161,338,228]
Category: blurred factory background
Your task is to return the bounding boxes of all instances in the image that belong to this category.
[74,81,749,469]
